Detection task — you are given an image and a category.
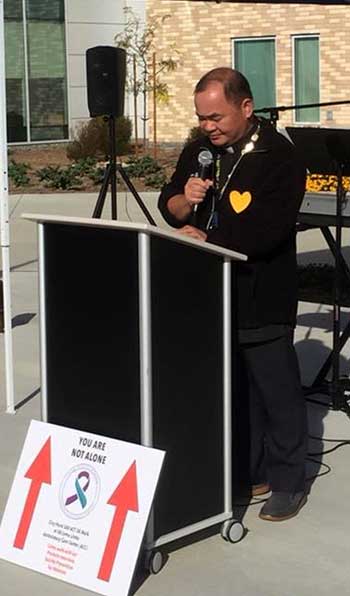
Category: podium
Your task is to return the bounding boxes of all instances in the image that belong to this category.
[24,214,247,565]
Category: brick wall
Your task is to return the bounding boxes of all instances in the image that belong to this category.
[147,1,350,143]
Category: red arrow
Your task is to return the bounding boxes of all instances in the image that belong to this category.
[14,437,52,550]
[98,460,139,582]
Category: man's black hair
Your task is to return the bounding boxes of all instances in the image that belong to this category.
[195,67,253,104]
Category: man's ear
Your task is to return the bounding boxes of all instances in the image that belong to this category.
[241,98,254,119]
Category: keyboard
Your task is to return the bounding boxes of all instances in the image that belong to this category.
[299,192,350,217]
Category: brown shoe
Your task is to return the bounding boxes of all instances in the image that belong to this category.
[252,483,271,497]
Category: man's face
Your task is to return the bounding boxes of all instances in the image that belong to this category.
[194,81,253,147]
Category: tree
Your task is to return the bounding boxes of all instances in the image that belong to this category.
[115,7,181,146]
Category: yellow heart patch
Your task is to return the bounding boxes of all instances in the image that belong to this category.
[229,191,252,214]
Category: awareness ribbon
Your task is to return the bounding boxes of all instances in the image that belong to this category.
[65,471,90,508]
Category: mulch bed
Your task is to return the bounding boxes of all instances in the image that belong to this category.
[8,143,179,194]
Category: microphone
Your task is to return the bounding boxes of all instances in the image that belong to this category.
[194,149,214,213]
[198,148,214,179]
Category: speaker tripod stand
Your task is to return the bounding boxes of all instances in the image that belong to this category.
[92,115,156,226]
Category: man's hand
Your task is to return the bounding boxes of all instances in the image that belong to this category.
[184,176,213,209]
[178,225,207,241]
[166,176,213,223]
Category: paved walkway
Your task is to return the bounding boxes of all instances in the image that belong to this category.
[0,192,350,596]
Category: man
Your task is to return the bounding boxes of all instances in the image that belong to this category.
[158,67,308,522]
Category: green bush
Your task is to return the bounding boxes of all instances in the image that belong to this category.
[88,166,106,185]
[115,116,132,155]
[66,118,107,160]
[122,155,167,189]
[70,157,97,176]
[123,155,162,178]
[144,171,167,189]
[66,116,132,160]
[36,165,82,190]
[8,160,30,186]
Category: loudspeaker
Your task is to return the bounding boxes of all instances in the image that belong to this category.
[86,46,126,117]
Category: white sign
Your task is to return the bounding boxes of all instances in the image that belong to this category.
[0,420,165,596]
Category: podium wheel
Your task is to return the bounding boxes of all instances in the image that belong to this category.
[145,550,164,574]
[221,520,244,543]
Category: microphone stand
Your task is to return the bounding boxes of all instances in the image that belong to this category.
[259,99,350,414]
[254,100,350,127]
[303,147,350,416]
[330,155,350,413]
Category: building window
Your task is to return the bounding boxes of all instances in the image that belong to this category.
[4,0,68,143]
[232,38,276,111]
[293,35,320,123]
[4,0,27,142]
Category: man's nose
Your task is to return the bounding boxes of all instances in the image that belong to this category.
[201,120,216,132]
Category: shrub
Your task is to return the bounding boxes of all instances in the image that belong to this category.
[144,171,167,189]
[115,116,132,155]
[88,166,106,185]
[66,118,107,160]
[122,155,167,188]
[70,157,97,176]
[123,155,162,178]
[36,165,82,190]
[66,116,132,160]
[8,160,30,186]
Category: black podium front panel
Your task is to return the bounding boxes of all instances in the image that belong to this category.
[150,237,224,537]
[43,223,141,443]
[40,221,229,546]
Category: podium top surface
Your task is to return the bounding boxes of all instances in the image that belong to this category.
[22,213,247,262]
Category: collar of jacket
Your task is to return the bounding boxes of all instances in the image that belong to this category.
[203,117,272,158]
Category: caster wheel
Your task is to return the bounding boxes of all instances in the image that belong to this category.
[144,550,164,574]
[221,520,244,543]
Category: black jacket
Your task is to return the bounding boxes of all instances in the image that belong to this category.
[158,119,306,329]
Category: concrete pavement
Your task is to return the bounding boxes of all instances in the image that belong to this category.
[0,191,350,596]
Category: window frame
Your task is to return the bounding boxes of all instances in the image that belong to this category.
[5,0,69,144]
[231,36,277,110]
[292,33,320,125]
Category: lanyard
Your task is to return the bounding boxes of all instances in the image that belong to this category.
[206,123,261,231]
[216,122,261,201]
[215,152,245,202]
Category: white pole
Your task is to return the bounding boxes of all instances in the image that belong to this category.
[0,0,15,414]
